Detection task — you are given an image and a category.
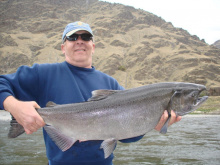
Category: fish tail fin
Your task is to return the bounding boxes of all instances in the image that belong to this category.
[8,115,25,138]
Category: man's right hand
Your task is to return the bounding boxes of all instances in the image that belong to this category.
[3,96,45,134]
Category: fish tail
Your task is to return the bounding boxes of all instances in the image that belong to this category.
[8,115,25,138]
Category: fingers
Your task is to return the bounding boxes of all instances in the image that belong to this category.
[24,119,45,134]
[26,117,45,134]
[27,101,45,130]
[169,110,182,126]
[155,110,182,131]
[22,116,43,134]
[24,127,37,135]
[154,110,168,131]
[32,101,41,109]
[168,110,176,126]
[31,101,46,127]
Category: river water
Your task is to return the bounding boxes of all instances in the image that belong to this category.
[0,112,220,165]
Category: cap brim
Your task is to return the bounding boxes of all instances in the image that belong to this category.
[66,29,93,37]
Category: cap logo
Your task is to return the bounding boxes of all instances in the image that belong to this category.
[78,22,83,26]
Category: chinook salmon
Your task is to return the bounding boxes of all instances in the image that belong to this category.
[8,82,208,158]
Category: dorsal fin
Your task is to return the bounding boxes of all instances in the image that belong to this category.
[46,101,57,107]
[88,90,119,101]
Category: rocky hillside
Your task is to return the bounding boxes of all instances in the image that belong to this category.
[0,0,220,92]
[212,40,220,49]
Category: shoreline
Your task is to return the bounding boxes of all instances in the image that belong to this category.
[0,110,219,121]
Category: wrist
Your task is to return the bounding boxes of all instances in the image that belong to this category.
[3,96,19,113]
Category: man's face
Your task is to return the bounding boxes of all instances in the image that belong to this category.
[61,30,95,68]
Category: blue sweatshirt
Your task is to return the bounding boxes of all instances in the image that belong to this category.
[0,62,143,165]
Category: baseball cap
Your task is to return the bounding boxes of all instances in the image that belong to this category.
[62,21,93,42]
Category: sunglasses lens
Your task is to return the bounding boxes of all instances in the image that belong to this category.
[68,34,78,41]
[66,33,92,41]
[81,34,92,41]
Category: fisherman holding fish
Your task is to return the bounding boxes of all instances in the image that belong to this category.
[0,21,181,165]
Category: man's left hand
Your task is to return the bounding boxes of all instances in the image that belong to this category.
[154,110,182,131]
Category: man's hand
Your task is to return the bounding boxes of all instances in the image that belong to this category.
[155,110,182,131]
[3,96,45,134]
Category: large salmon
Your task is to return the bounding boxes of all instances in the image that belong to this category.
[8,82,208,158]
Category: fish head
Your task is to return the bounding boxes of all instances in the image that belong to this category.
[171,83,208,116]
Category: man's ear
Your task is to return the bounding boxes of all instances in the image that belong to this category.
[61,44,65,54]
[92,43,95,55]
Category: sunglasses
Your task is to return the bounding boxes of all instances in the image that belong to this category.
[65,33,93,42]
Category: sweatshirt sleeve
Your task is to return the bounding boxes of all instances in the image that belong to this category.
[0,64,40,109]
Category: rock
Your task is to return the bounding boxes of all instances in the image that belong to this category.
[209,87,220,96]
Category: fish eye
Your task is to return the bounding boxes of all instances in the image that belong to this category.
[191,93,195,97]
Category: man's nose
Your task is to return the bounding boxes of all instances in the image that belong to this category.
[76,36,84,43]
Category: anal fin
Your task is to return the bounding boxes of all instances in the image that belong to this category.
[100,138,117,159]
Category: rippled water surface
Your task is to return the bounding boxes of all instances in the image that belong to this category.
[0,113,220,165]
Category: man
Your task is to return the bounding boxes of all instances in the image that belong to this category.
[0,21,181,165]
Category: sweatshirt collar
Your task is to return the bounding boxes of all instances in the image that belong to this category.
[65,61,95,72]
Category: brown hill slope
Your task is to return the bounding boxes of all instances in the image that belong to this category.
[212,40,220,49]
[0,0,219,90]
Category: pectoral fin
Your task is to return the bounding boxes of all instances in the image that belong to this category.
[100,138,117,159]
[160,113,171,134]
[44,125,76,151]
[160,90,181,134]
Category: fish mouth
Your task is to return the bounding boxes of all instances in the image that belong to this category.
[194,86,208,106]
[177,86,208,116]
[189,88,209,114]
[194,95,208,106]
[183,95,209,115]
